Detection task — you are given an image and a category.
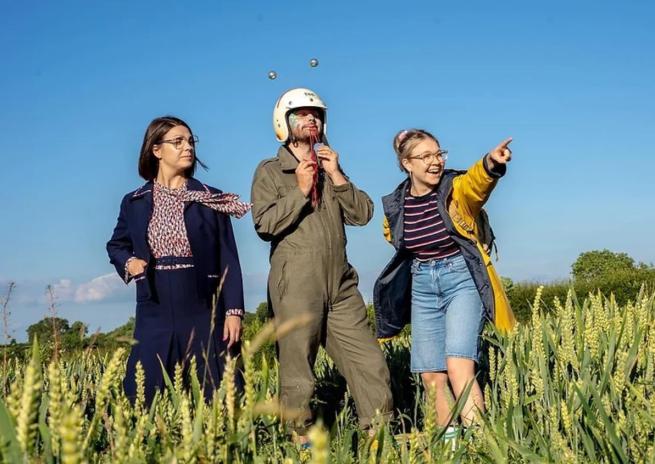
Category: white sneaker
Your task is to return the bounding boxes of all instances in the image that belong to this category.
[443,426,458,451]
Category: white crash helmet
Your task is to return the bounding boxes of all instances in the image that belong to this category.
[273,88,327,143]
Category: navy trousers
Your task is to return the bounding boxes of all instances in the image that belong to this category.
[123,259,229,404]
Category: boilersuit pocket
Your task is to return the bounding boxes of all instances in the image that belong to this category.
[269,259,288,299]
[278,261,288,297]
[276,183,299,199]
[342,264,359,286]
[350,266,359,286]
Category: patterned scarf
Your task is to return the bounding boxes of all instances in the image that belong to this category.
[183,190,251,219]
[157,182,251,219]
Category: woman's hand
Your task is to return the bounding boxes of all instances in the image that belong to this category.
[127,258,148,276]
[488,137,513,169]
[223,315,242,349]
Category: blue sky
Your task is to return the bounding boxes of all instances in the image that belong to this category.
[1,0,654,341]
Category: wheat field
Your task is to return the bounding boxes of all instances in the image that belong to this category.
[1,288,654,463]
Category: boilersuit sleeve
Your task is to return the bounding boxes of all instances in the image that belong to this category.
[251,162,310,241]
[332,180,374,226]
[216,213,245,314]
[452,157,502,218]
[106,195,135,284]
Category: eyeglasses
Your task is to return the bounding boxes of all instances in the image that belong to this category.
[158,135,199,150]
[407,150,448,164]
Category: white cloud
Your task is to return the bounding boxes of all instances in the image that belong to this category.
[51,278,75,302]
[6,270,278,315]
[0,274,133,342]
[74,273,126,303]
[5,275,129,306]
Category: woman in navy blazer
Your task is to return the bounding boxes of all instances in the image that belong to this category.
[107,116,250,404]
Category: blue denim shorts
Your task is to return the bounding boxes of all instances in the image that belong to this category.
[410,254,484,373]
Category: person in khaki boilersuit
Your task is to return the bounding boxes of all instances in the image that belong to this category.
[251,88,392,438]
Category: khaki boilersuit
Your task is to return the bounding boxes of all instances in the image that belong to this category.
[251,146,392,431]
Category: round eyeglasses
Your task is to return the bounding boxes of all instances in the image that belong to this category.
[158,135,199,150]
[407,150,448,164]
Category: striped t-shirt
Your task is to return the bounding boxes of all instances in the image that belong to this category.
[403,190,461,261]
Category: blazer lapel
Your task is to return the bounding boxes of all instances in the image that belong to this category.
[129,181,154,260]
[183,178,209,256]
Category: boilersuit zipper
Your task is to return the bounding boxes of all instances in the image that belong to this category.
[320,185,335,300]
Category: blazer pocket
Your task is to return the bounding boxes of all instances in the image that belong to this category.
[134,272,149,302]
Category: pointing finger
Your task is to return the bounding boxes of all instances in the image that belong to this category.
[497,137,513,150]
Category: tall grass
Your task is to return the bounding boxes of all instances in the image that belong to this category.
[0,289,654,463]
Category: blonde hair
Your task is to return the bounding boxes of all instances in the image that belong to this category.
[392,129,440,173]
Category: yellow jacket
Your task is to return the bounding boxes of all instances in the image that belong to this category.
[375,157,515,337]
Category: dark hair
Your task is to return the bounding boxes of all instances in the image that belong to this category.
[392,128,440,173]
[137,116,208,181]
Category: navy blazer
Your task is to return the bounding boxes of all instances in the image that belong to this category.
[106,177,245,314]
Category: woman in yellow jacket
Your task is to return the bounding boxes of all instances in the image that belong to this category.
[373,129,516,429]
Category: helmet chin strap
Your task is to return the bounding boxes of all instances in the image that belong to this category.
[289,131,321,148]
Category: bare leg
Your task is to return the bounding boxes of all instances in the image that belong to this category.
[421,372,452,427]
[446,357,484,426]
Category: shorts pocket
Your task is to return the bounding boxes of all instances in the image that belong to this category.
[451,256,469,272]
[410,260,419,275]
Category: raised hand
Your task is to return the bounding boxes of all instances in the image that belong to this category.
[316,144,347,186]
[488,137,513,167]
[295,159,316,197]
[316,145,340,175]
